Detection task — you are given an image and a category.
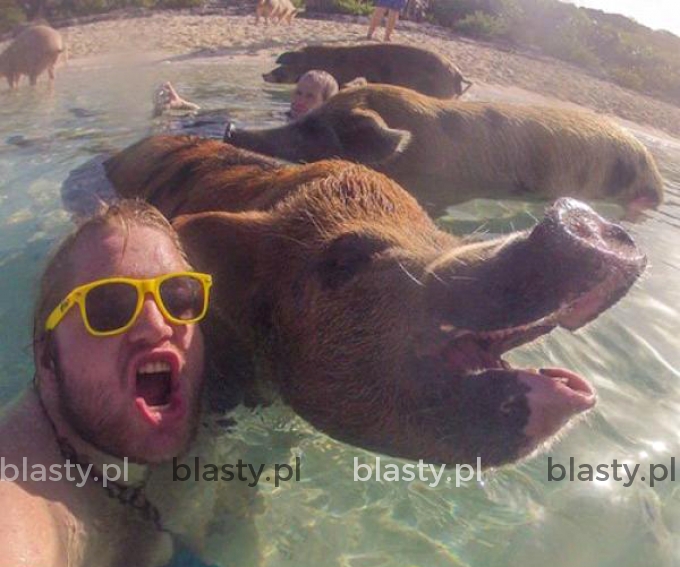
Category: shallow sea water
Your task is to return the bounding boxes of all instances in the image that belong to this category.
[0,53,679,567]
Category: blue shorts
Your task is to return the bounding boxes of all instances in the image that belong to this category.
[374,0,407,11]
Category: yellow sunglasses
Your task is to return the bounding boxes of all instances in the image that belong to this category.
[45,272,212,337]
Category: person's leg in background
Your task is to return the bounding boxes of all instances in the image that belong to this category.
[367,6,387,39]
[384,8,399,41]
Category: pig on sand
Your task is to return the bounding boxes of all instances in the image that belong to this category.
[255,0,298,24]
[263,44,472,98]
[0,25,63,89]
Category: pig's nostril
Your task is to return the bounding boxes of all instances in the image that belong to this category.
[500,394,519,415]
[604,223,635,247]
[550,198,604,242]
[564,215,602,242]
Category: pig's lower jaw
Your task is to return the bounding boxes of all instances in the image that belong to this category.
[434,323,597,414]
[433,254,642,386]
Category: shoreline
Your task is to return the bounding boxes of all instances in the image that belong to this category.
[4,10,680,138]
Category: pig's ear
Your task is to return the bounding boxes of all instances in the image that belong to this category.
[341,77,368,90]
[334,108,411,165]
[173,211,271,319]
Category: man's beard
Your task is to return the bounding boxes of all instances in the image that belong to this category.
[52,352,204,464]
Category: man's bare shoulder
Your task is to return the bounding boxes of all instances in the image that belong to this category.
[0,479,67,567]
[0,393,70,566]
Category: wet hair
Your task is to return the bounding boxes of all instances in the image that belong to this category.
[32,199,188,356]
[298,70,339,102]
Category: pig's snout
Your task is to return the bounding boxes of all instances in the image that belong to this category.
[537,197,645,268]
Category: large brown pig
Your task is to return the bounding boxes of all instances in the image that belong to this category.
[103,135,646,467]
[226,84,664,216]
[0,24,63,89]
[263,44,472,98]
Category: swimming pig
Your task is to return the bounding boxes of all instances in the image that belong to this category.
[102,134,647,467]
[263,44,472,98]
[226,84,664,216]
[0,24,63,89]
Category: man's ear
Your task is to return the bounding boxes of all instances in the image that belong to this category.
[36,336,55,373]
[173,211,271,325]
[33,334,58,399]
[333,108,411,165]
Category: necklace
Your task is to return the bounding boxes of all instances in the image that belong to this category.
[36,386,167,532]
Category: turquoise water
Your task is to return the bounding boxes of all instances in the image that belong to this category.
[1,53,679,566]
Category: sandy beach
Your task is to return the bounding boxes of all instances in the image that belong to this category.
[5,9,680,138]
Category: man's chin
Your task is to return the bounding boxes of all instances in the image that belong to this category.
[127,414,199,464]
[65,408,196,465]
[53,358,201,465]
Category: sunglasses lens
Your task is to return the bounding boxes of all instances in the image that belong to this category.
[85,282,139,333]
[159,275,207,321]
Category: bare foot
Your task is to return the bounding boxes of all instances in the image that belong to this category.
[153,82,200,116]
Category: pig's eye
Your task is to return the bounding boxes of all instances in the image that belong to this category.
[318,233,387,290]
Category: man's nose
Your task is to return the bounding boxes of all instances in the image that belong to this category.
[126,295,173,344]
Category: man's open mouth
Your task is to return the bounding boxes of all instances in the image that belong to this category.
[137,361,173,405]
[134,358,184,425]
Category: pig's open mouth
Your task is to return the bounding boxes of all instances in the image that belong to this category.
[425,198,649,413]
[440,322,596,410]
[435,268,636,407]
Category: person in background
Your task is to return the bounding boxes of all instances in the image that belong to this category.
[153,81,200,117]
[366,0,408,42]
[153,70,337,124]
[287,69,339,120]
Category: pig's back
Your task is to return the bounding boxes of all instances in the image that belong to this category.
[8,25,62,69]
[310,44,462,98]
[354,44,462,98]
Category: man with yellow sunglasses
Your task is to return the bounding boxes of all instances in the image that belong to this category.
[0,201,211,567]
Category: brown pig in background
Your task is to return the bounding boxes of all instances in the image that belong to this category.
[263,44,472,98]
[97,135,648,467]
[226,84,664,217]
[0,24,63,89]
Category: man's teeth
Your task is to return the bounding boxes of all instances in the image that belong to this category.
[138,361,171,375]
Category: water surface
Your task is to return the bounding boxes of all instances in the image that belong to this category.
[0,53,678,567]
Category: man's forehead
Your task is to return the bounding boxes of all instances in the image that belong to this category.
[70,224,188,282]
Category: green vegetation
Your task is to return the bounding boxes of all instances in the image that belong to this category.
[304,0,372,16]
[1,0,678,106]
[0,0,25,30]
[426,0,680,105]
